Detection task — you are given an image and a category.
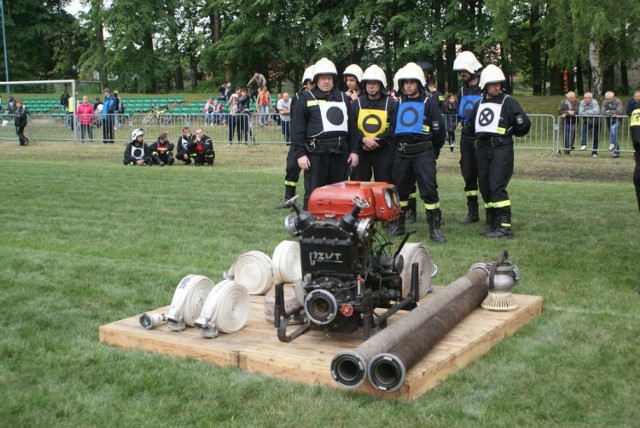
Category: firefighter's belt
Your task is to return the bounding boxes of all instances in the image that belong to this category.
[306,136,346,152]
[477,136,511,148]
[397,141,432,154]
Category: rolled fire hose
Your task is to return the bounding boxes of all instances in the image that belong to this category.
[226,251,275,295]
[330,267,489,389]
[367,280,488,392]
[194,279,250,337]
[272,240,302,283]
[399,243,434,298]
[264,285,304,325]
[164,274,215,331]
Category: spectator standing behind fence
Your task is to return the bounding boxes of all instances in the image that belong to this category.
[443,93,458,152]
[76,96,95,143]
[601,91,623,158]
[93,98,103,128]
[61,91,70,128]
[627,89,640,211]
[238,88,252,144]
[203,97,215,126]
[113,91,122,129]
[101,88,116,144]
[67,94,76,131]
[558,91,579,155]
[276,92,291,144]
[579,92,600,157]
[227,92,241,145]
[14,99,29,146]
[256,86,271,126]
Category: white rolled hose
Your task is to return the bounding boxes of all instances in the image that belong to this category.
[399,243,435,298]
[194,279,250,337]
[226,251,275,295]
[272,240,302,283]
[164,274,215,331]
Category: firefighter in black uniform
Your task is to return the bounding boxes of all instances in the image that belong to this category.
[149,132,175,166]
[123,129,153,165]
[469,64,531,238]
[284,65,314,201]
[388,62,446,243]
[350,64,396,184]
[343,64,363,103]
[627,90,640,211]
[176,126,194,165]
[452,51,484,225]
[188,128,215,166]
[291,58,359,209]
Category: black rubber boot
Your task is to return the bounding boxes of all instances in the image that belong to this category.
[484,207,514,239]
[459,195,480,224]
[426,208,446,243]
[284,185,297,201]
[479,208,498,236]
[386,209,406,236]
[406,198,417,224]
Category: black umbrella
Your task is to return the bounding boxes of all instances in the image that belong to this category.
[416,61,434,70]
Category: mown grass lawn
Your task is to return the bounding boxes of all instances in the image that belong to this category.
[1,141,638,427]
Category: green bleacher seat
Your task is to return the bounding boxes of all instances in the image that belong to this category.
[176,96,184,103]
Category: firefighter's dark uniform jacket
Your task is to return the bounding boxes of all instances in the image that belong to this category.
[187,134,215,165]
[469,93,531,205]
[457,83,483,137]
[385,92,445,156]
[149,139,175,164]
[123,141,152,165]
[349,93,397,182]
[291,86,358,158]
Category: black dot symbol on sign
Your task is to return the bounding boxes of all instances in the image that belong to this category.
[133,148,143,158]
[462,100,476,117]
[478,108,494,127]
[362,114,382,134]
[326,106,344,126]
[400,107,419,127]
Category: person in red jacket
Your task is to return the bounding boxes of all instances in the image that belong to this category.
[76,95,95,143]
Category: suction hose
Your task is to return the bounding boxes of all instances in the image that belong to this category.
[367,279,488,391]
[331,267,489,389]
[164,275,215,331]
[194,279,250,338]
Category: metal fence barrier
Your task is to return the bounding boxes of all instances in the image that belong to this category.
[0,111,633,156]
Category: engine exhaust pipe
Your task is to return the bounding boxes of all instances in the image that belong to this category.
[367,281,488,391]
[331,267,490,388]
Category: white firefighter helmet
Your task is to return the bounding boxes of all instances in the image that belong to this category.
[361,64,387,88]
[343,64,364,82]
[394,62,426,91]
[312,57,338,82]
[132,128,144,140]
[301,65,314,84]
[479,64,506,90]
[453,51,483,74]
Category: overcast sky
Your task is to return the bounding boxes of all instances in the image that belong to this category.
[64,0,88,16]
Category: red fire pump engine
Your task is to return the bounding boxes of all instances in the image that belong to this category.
[274,181,421,342]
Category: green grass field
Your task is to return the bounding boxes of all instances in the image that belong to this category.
[1,141,639,426]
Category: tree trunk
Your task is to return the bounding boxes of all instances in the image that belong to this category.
[620,61,628,95]
[446,40,457,94]
[530,4,543,95]
[549,65,563,95]
[576,58,584,95]
[588,26,602,96]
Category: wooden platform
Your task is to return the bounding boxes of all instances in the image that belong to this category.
[99,288,543,401]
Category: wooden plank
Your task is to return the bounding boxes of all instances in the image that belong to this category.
[99,289,543,401]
